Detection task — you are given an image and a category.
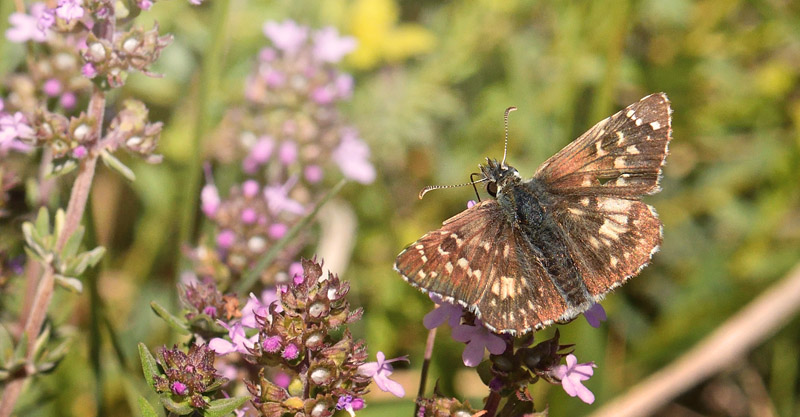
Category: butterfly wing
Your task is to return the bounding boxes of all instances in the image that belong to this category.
[548,195,661,298]
[394,200,569,334]
[534,93,672,196]
[534,93,671,299]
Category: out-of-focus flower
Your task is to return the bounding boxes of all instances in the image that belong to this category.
[451,320,506,367]
[241,288,281,328]
[313,27,357,63]
[263,178,306,215]
[0,112,35,154]
[55,0,85,23]
[333,129,375,184]
[552,354,597,404]
[263,20,308,55]
[357,351,409,397]
[6,3,49,43]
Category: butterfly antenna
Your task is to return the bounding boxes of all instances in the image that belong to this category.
[501,106,517,166]
[419,177,488,199]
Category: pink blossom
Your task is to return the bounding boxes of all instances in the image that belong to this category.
[263,178,305,215]
[312,27,357,63]
[333,129,375,184]
[43,79,62,97]
[138,0,153,10]
[335,74,354,99]
[278,141,297,165]
[423,294,463,330]
[81,63,97,79]
[60,92,77,109]
[0,112,35,154]
[6,3,49,43]
[242,180,260,197]
[72,145,87,159]
[201,183,220,217]
[553,354,597,404]
[248,136,274,163]
[216,229,236,249]
[357,352,409,397]
[56,0,85,23]
[241,289,280,328]
[263,20,308,55]
[268,223,288,239]
[304,165,323,183]
[311,86,335,105]
[262,68,286,87]
[208,321,257,355]
[240,208,257,224]
[451,320,506,367]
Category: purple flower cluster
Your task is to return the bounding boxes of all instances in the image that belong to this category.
[199,176,307,280]
[152,344,228,409]
[226,19,374,186]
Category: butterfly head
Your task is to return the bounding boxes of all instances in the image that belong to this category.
[480,158,521,198]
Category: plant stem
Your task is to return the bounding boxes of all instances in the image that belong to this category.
[0,87,105,417]
[413,327,438,416]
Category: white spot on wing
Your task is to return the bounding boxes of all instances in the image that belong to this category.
[599,219,627,240]
[626,145,640,155]
[445,262,454,274]
[650,121,661,130]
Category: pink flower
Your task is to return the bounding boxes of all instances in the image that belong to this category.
[451,320,506,367]
[423,294,463,329]
[268,223,288,239]
[310,86,335,105]
[357,352,409,397]
[312,27,357,63]
[553,354,597,404]
[278,141,297,165]
[335,74,354,99]
[56,0,85,23]
[263,178,305,215]
[81,63,97,79]
[208,321,257,355]
[333,129,375,184]
[0,112,35,154]
[304,165,323,183]
[72,145,87,159]
[216,229,236,249]
[242,180,260,197]
[60,92,77,109]
[241,289,281,328]
[201,183,221,217]
[43,79,62,97]
[138,0,153,10]
[263,20,308,55]
[336,395,365,417]
[583,303,607,328]
[6,3,49,43]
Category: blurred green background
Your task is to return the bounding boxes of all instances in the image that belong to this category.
[2,0,800,416]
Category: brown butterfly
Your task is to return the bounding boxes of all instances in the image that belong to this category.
[394,93,672,334]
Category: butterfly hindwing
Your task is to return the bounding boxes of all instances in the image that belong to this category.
[534,93,672,196]
[548,194,661,298]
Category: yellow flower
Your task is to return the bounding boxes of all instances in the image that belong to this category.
[348,0,436,69]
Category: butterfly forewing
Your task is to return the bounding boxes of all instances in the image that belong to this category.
[534,93,671,196]
[394,200,570,333]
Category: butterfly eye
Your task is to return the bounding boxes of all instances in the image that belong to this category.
[486,181,498,197]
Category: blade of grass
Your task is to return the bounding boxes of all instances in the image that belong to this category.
[235,178,348,294]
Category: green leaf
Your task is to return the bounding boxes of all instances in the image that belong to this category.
[149,301,190,335]
[61,225,85,259]
[54,275,84,293]
[23,242,46,264]
[31,324,51,360]
[100,150,136,181]
[34,207,49,235]
[0,325,13,361]
[85,246,106,267]
[138,342,161,390]
[138,396,159,417]
[160,396,194,415]
[203,396,250,417]
[46,157,78,179]
[54,209,66,243]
